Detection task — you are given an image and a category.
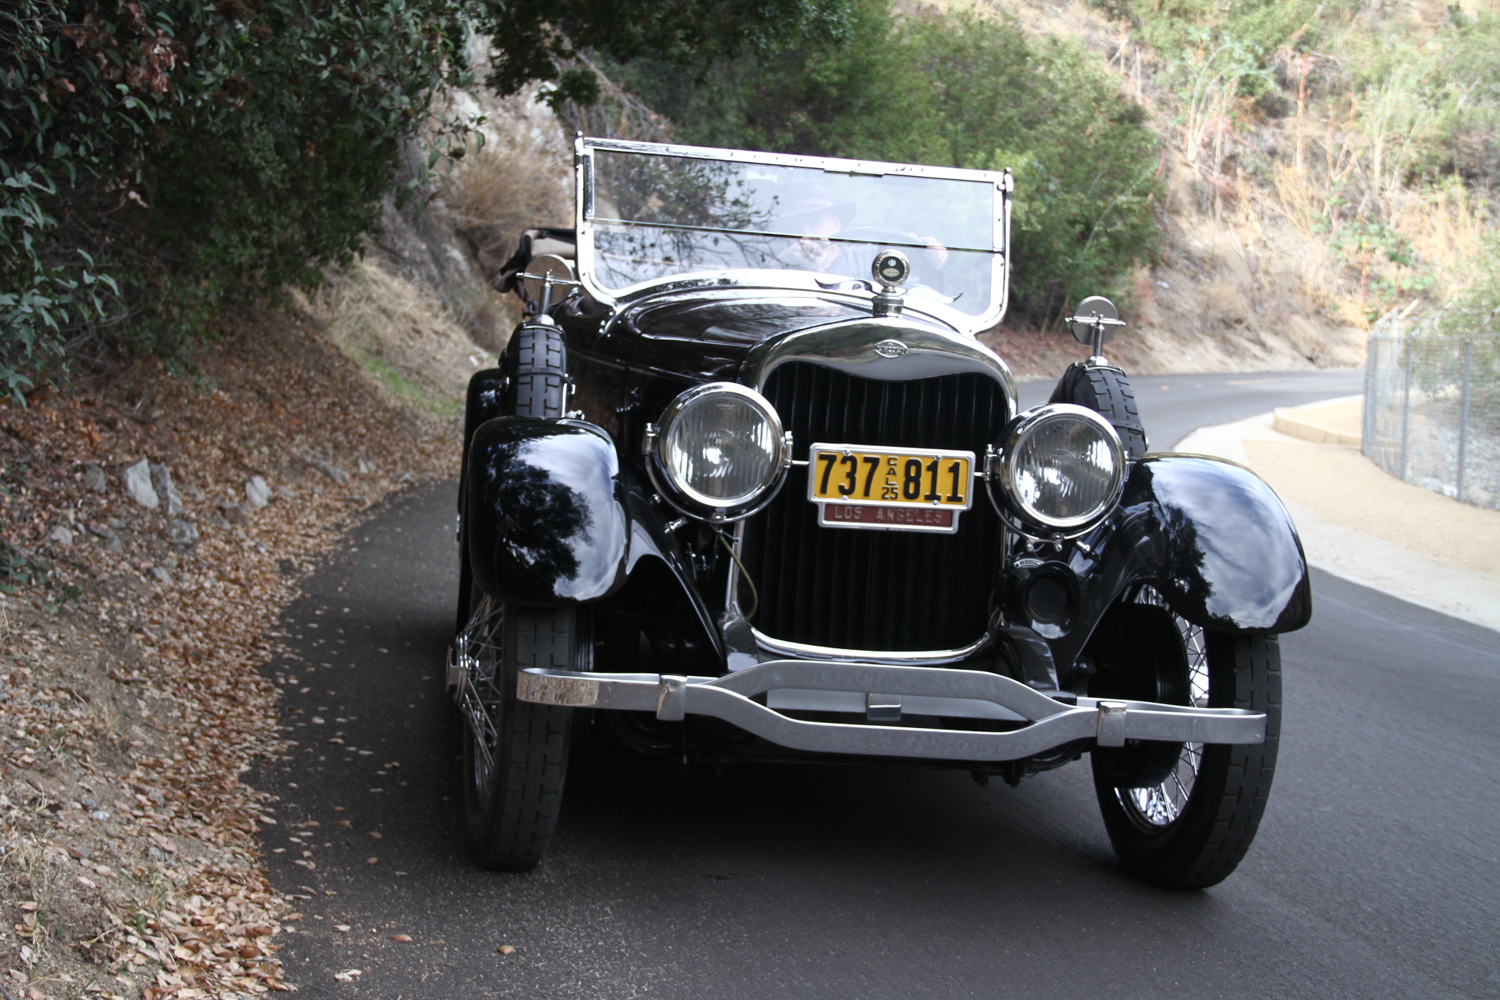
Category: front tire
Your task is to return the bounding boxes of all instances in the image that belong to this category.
[459,597,578,871]
[1090,588,1281,889]
[456,322,576,871]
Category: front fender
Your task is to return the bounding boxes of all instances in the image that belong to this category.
[1044,454,1311,674]
[466,418,628,603]
[464,419,725,660]
[1128,454,1312,633]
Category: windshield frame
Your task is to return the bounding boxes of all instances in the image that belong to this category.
[573,137,1013,336]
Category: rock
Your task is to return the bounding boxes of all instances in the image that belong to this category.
[167,520,200,546]
[245,475,272,509]
[208,513,234,531]
[304,455,348,484]
[83,464,108,492]
[150,463,182,516]
[150,566,173,585]
[88,525,125,553]
[356,459,376,475]
[180,483,204,501]
[392,471,414,484]
[121,459,159,509]
[279,484,299,500]
[48,525,73,547]
[219,503,250,525]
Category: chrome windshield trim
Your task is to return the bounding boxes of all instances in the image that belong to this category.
[580,135,1011,184]
[573,136,1012,337]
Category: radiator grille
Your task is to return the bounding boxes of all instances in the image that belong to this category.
[740,363,1010,652]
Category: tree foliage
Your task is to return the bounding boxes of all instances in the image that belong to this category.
[608,1,1161,324]
[1,0,848,397]
[1,0,476,394]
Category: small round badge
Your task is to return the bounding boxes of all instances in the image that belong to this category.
[872,250,911,288]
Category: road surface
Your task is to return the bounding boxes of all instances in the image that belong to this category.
[255,369,1500,999]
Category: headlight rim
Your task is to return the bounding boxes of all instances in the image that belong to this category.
[988,403,1127,534]
[646,381,791,522]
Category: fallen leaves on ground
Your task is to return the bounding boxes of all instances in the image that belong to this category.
[0,306,460,996]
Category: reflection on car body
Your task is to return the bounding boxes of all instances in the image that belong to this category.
[450,137,1310,890]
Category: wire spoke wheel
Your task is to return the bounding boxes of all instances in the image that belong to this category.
[1116,587,1209,829]
[1089,584,1281,889]
[457,595,506,813]
[456,594,579,871]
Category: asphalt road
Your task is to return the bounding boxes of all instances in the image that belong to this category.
[254,369,1500,999]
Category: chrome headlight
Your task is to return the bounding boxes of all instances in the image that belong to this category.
[988,404,1126,533]
[645,383,792,521]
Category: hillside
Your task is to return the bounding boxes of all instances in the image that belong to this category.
[958,0,1496,374]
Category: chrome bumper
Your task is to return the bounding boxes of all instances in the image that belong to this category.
[516,660,1265,763]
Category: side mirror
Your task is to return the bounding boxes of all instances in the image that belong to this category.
[1066,295,1127,362]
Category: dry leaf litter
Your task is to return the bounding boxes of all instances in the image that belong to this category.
[1,308,460,999]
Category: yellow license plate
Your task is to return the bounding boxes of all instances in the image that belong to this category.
[808,443,975,533]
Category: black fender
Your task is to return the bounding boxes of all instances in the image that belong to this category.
[1030,454,1311,674]
[465,416,724,659]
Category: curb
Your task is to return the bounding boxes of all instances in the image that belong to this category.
[1272,394,1363,447]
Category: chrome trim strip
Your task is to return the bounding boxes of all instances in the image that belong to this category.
[515,660,1268,762]
[749,627,990,665]
[741,317,1019,414]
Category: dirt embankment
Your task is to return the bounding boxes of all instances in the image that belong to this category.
[0,307,462,999]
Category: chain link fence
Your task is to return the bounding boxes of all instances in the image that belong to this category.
[1364,324,1500,510]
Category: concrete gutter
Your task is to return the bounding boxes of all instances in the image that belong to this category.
[1175,399,1500,635]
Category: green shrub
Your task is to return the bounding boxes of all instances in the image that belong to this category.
[1,0,476,395]
[1,0,847,398]
[1439,235,1500,340]
[608,1,1161,324]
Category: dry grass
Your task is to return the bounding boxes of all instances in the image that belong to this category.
[441,129,572,283]
[912,0,1496,372]
[300,262,488,420]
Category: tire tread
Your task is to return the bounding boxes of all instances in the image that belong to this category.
[460,321,575,872]
[1093,631,1281,889]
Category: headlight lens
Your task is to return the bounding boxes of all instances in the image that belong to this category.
[652,383,789,517]
[995,404,1125,530]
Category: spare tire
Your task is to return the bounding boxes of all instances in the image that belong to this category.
[1048,363,1149,459]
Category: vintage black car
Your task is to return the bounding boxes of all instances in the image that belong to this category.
[449,137,1309,889]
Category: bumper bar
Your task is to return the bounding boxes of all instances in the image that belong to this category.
[517,659,1265,763]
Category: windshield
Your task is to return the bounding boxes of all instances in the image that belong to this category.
[579,142,1008,325]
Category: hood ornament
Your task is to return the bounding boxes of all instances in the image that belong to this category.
[871,250,910,317]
